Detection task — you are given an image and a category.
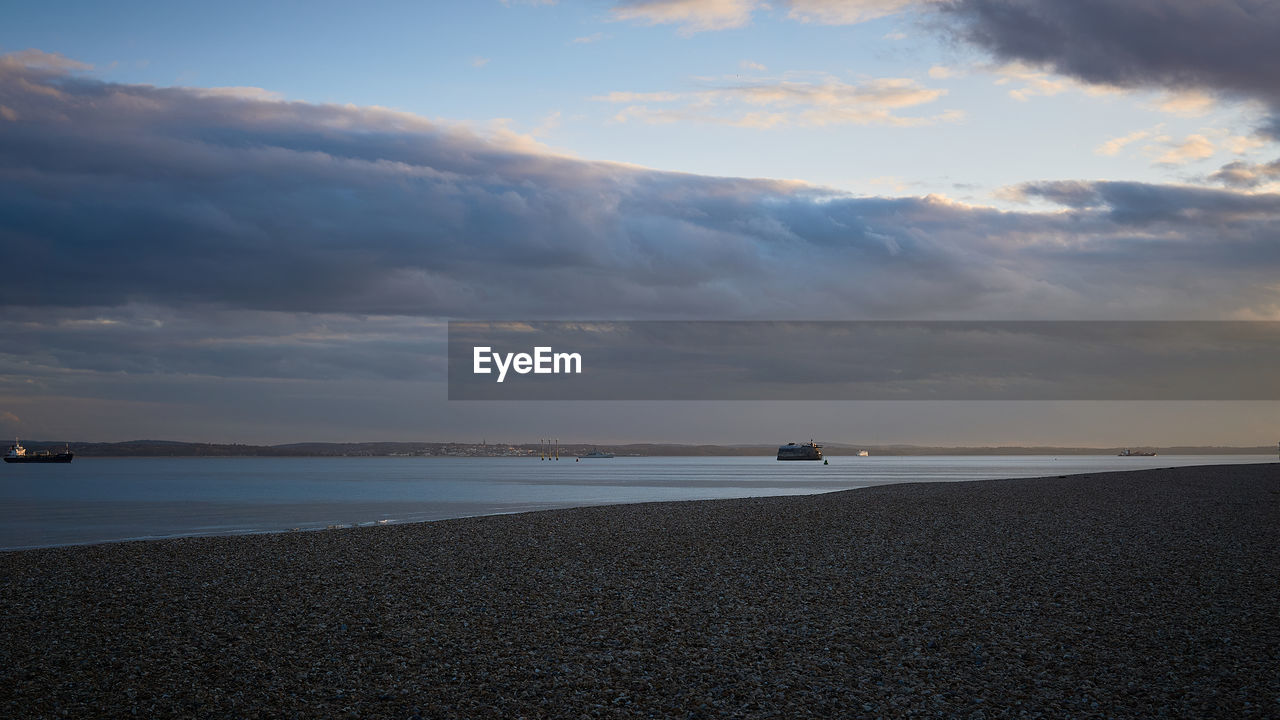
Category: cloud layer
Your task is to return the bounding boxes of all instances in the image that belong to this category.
[2,53,1278,329]
[2,37,1279,442]
[1,48,1279,439]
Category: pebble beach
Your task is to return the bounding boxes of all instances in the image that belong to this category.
[1,463,1276,719]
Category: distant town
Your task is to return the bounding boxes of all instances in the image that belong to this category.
[6,440,1274,458]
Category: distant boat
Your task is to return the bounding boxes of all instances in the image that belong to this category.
[857,450,870,457]
[1118,448,1157,457]
[777,440,823,461]
[577,448,614,459]
[4,439,74,464]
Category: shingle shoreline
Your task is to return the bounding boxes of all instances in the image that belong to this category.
[1,464,1277,718]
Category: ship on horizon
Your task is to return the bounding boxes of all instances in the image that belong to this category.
[1118,448,1157,457]
[777,440,823,461]
[4,439,74,464]
[577,448,614,459]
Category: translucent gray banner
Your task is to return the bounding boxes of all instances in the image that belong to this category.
[448,321,1280,400]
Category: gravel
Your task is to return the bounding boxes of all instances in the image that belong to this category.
[1,463,1277,719]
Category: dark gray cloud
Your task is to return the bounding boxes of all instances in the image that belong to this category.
[0,307,446,382]
[1016,179,1280,223]
[938,0,1280,117]
[1211,159,1280,188]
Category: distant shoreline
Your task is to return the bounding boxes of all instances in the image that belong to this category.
[7,439,1275,458]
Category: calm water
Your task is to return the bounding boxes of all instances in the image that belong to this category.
[0,455,1272,550]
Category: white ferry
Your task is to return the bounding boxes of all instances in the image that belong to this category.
[777,440,823,461]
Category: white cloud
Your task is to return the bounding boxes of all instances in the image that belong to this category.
[471,57,491,68]
[1150,89,1217,117]
[786,0,915,25]
[571,32,608,44]
[531,110,562,138]
[1153,134,1216,165]
[0,49,93,72]
[740,59,767,71]
[1226,134,1268,155]
[594,90,684,103]
[1095,126,1161,157]
[598,74,955,128]
[611,0,760,34]
[994,63,1068,101]
[927,65,958,80]
[864,176,910,192]
[992,62,1121,102]
[610,0,918,33]
[731,77,943,109]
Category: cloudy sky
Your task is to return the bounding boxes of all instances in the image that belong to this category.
[1,0,1277,445]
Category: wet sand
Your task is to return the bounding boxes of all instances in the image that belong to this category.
[1,463,1276,718]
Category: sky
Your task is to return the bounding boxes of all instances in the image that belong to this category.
[1,0,1278,446]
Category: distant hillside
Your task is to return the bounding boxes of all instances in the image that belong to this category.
[6,440,1275,458]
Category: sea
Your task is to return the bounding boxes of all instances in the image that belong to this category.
[0,454,1273,550]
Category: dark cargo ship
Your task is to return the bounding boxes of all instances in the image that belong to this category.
[777,440,822,461]
[4,440,74,463]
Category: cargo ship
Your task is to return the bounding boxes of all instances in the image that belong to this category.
[577,448,614,459]
[1118,448,1156,457]
[4,439,74,464]
[777,440,823,461]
